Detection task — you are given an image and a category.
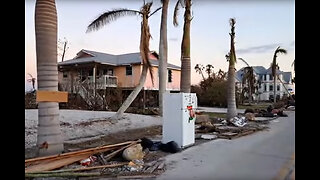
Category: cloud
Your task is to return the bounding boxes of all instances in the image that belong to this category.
[237,43,282,54]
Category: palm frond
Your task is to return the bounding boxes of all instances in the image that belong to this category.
[149,7,162,18]
[173,0,182,26]
[276,48,287,55]
[86,9,141,33]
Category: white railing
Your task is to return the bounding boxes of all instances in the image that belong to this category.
[88,75,117,88]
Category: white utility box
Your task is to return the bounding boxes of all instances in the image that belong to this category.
[162,93,197,148]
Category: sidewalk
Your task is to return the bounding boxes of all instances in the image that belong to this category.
[198,106,245,114]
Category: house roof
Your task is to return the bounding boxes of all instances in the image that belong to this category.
[59,49,181,70]
[236,66,292,83]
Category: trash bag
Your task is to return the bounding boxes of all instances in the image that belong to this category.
[229,116,247,127]
[140,137,154,150]
[150,142,162,151]
[160,141,181,153]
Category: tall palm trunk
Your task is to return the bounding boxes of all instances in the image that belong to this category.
[274,74,277,103]
[180,0,191,93]
[35,0,64,156]
[159,0,169,116]
[227,18,237,120]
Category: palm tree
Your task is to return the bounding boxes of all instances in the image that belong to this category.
[173,0,192,93]
[87,1,161,119]
[242,66,256,104]
[291,59,295,83]
[34,0,64,156]
[226,18,237,120]
[27,73,36,91]
[205,64,214,79]
[158,0,169,116]
[271,46,287,103]
[194,64,205,80]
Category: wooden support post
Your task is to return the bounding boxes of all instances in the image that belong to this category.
[93,64,97,97]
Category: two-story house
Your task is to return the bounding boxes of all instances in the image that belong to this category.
[58,49,181,107]
[236,66,294,101]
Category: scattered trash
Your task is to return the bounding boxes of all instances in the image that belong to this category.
[127,159,144,171]
[245,113,255,121]
[122,144,145,161]
[229,116,247,127]
[277,111,288,117]
[80,156,97,166]
[287,106,295,111]
[200,134,217,140]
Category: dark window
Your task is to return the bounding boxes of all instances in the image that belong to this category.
[168,70,172,83]
[269,75,273,80]
[264,84,267,92]
[126,66,132,76]
[63,72,68,78]
[277,85,280,91]
[269,85,273,91]
[264,75,266,81]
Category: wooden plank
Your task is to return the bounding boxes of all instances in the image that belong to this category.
[28,162,129,174]
[26,141,136,164]
[25,154,90,173]
[36,90,68,102]
[25,172,101,178]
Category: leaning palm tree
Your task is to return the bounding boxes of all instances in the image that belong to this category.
[158,0,169,116]
[34,0,64,156]
[173,0,192,93]
[87,2,161,119]
[226,18,237,120]
[194,64,205,80]
[271,46,287,103]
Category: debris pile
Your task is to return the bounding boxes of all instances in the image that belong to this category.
[25,140,167,178]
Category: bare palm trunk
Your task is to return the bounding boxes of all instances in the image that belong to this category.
[227,64,237,119]
[35,0,64,156]
[227,18,237,120]
[158,0,169,116]
[113,65,148,119]
[180,0,191,93]
[274,75,276,103]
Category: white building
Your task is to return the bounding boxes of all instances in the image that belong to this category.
[236,66,294,101]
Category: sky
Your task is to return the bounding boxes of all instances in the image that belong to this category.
[25,0,295,91]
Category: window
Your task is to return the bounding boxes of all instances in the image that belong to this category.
[269,85,273,91]
[168,70,172,83]
[126,66,132,76]
[63,72,68,78]
[269,75,273,80]
[277,85,280,91]
[264,84,267,92]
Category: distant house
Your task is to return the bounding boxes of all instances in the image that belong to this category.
[235,66,294,101]
[58,49,181,108]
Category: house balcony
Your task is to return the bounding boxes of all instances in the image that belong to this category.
[87,75,118,89]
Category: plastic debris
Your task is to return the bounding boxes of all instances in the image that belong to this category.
[229,116,247,127]
[80,156,97,166]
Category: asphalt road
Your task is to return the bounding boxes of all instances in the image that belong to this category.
[157,111,295,180]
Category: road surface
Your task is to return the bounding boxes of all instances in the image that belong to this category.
[157,111,295,180]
